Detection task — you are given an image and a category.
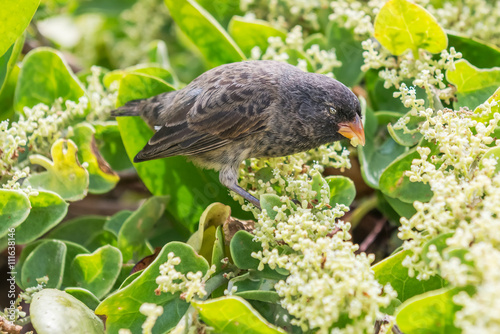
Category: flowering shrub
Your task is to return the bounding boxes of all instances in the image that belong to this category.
[2,0,500,333]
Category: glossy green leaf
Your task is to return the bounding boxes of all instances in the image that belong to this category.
[16,191,68,244]
[65,287,101,310]
[446,59,500,108]
[71,245,122,298]
[0,34,24,94]
[192,296,285,334]
[70,123,119,194]
[96,242,209,334]
[116,72,245,230]
[104,210,133,237]
[326,175,356,206]
[373,250,446,306]
[228,16,286,57]
[395,287,465,334]
[447,32,500,69]
[14,47,85,111]
[164,0,245,67]
[0,0,40,57]
[0,189,30,238]
[28,139,89,201]
[31,289,104,334]
[230,230,288,279]
[374,0,447,55]
[187,202,231,263]
[326,22,364,87]
[358,108,407,189]
[117,196,169,262]
[21,240,66,289]
[379,146,434,203]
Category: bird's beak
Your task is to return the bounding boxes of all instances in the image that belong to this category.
[338,114,365,146]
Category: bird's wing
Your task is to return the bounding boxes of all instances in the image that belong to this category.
[135,62,279,162]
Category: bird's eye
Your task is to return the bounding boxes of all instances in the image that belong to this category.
[329,106,337,115]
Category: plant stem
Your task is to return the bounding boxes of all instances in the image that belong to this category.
[202,271,229,300]
[350,195,378,229]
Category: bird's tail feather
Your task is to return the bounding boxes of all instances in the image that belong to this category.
[111,99,144,117]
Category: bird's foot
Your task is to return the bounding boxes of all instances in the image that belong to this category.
[228,184,261,210]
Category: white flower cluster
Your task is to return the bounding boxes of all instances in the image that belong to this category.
[362,41,462,105]
[250,26,342,77]
[233,141,350,211]
[247,169,395,333]
[423,0,500,47]
[0,67,116,189]
[155,252,215,303]
[393,85,500,332]
[328,0,385,37]
[139,303,164,334]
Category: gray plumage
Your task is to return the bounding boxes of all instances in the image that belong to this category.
[112,60,364,208]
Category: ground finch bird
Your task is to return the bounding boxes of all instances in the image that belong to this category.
[112,60,365,208]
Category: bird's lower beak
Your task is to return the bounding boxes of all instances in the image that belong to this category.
[338,114,365,146]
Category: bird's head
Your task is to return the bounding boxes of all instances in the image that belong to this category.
[300,74,365,146]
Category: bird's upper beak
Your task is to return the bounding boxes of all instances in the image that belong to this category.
[338,114,365,146]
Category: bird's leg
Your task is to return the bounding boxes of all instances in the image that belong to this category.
[220,166,261,209]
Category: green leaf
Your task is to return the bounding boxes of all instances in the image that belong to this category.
[192,296,285,334]
[116,72,245,230]
[230,231,288,279]
[228,16,286,57]
[103,65,175,89]
[472,86,500,124]
[0,0,40,57]
[387,111,425,147]
[61,241,90,288]
[383,193,417,219]
[117,196,169,262]
[70,123,119,194]
[0,189,30,238]
[14,47,85,111]
[359,108,407,189]
[16,191,68,245]
[373,250,446,307]
[232,273,280,303]
[195,0,243,27]
[187,202,231,263]
[96,242,209,334]
[481,146,500,175]
[326,22,364,87]
[374,0,447,56]
[94,122,133,171]
[0,64,20,121]
[164,0,245,67]
[21,240,66,289]
[104,211,133,237]
[379,145,434,203]
[447,32,500,69]
[71,245,122,299]
[27,139,89,201]
[395,287,465,334]
[325,175,356,206]
[65,287,101,310]
[446,59,500,108]
[0,34,24,95]
[31,289,104,334]
[212,225,226,272]
[260,194,284,220]
[47,215,107,246]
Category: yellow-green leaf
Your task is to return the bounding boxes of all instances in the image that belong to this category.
[0,189,30,238]
[374,0,447,55]
[0,0,40,57]
[27,139,89,201]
